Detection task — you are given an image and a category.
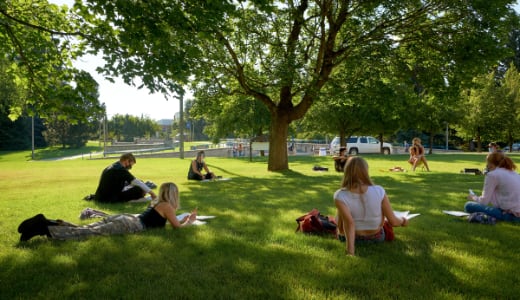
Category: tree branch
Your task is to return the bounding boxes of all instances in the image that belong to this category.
[0,8,87,38]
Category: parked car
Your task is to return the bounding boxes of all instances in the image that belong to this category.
[503,143,520,152]
[330,136,393,155]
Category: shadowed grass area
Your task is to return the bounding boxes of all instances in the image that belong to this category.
[1,151,519,299]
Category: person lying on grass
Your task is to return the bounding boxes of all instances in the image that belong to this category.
[18,182,197,241]
[334,156,408,256]
[465,152,520,222]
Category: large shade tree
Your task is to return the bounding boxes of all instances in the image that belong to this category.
[73,0,517,171]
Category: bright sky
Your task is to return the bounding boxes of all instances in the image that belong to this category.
[74,54,180,120]
[49,1,520,120]
[50,0,181,121]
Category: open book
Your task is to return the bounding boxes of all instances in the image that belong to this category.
[393,210,420,220]
[201,177,231,182]
[442,210,470,217]
[176,213,216,225]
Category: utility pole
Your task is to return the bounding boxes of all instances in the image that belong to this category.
[103,112,107,157]
[31,115,35,160]
[178,91,185,159]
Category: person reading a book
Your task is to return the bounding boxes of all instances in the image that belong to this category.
[18,182,197,241]
[334,156,409,256]
[187,151,216,180]
[464,152,520,222]
[94,152,157,203]
[408,137,430,171]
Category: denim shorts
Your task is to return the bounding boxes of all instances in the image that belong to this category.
[355,228,385,243]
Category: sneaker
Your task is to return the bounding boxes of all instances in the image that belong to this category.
[79,208,109,220]
[18,214,51,241]
[144,181,157,189]
[468,212,496,225]
[83,194,95,201]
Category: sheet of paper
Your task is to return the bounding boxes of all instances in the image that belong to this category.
[201,178,231,182]
[393,210,420,220]
[176,213,216,222]
[191,220,206,226]
[196,216,216,220]
[442,210,470,217]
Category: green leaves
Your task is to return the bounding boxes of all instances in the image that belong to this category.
[1,0,100,122]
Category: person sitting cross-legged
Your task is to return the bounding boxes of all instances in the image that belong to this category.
[464,152,520,222]
[187,151,216,180]
[94,152,156,203]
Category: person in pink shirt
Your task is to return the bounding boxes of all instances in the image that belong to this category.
[465,152,520,222]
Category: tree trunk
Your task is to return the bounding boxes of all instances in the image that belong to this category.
[268,111,290,171]
[378,133,383,153]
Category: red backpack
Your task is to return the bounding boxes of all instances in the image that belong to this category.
[296,209,337,237]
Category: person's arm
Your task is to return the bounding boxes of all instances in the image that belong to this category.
[381,194,408,227]
[202,162,211,174]
[468,174,497,205]
[159,204,197,228]
[191,160,203,176]
[130,179,157,199]
[335,199,355,256]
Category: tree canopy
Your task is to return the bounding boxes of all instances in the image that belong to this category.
[71,0,518,170]
[2,1,519,167]
[1,0,103,121]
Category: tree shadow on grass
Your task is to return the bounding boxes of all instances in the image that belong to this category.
[3,154,520,298]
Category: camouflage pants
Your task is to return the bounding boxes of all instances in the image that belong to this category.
[48,214,144,240]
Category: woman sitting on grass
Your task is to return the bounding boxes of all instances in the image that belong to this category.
[334,156,408,256]
[465,152,520,222]
[187,150,216,180]
[18,182,197,241]
[408,137,430,171]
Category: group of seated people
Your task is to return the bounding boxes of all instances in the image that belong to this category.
[331,137,519,255]
[18,141,520,258]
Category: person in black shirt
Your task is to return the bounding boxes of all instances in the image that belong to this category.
[95,153,156,202]
[187,151,216,180]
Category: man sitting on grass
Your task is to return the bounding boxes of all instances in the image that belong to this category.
[94,153,156,203]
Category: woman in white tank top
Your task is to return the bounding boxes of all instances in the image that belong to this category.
[334,156,408,256]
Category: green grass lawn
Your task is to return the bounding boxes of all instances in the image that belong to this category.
[1,150,519,299]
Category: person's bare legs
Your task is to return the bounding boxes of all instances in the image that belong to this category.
[412,158,419,171]
[421,156,430,171]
